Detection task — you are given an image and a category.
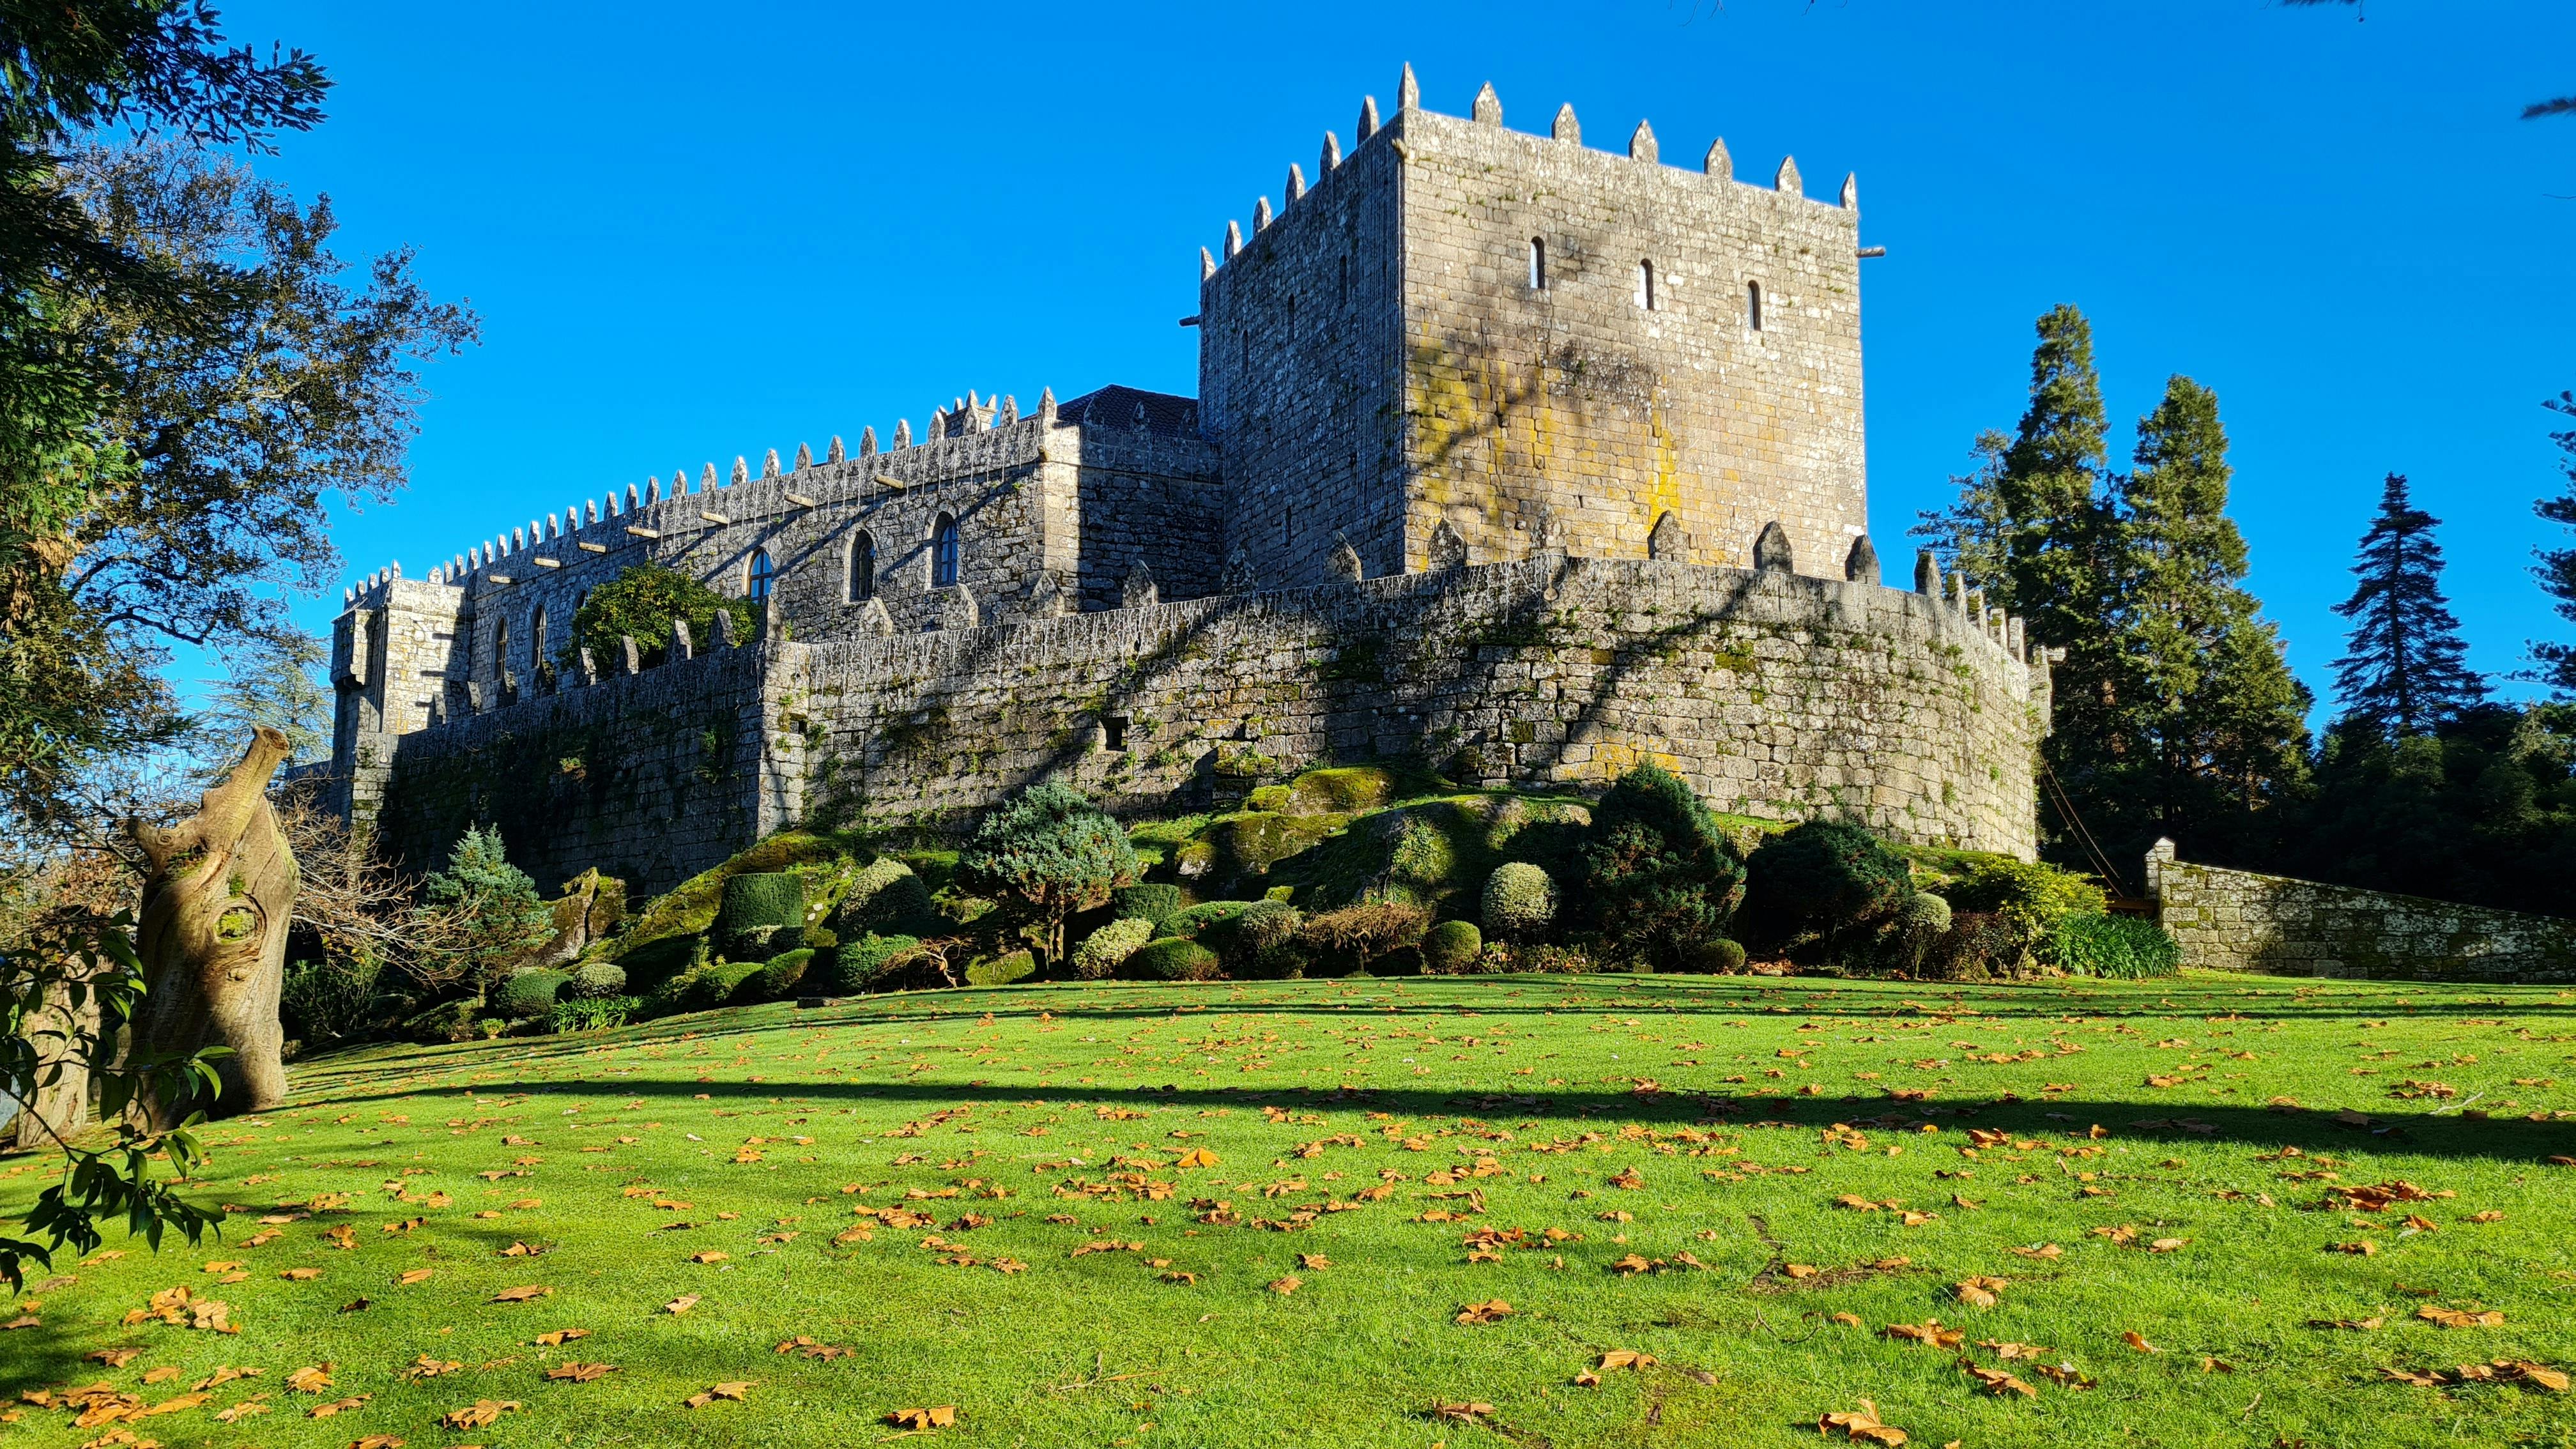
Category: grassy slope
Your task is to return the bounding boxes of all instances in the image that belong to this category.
[5,973,2573,1448]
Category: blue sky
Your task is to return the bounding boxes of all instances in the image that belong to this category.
[215,0,2576,714]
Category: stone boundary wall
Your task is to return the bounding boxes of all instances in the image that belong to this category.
[785,556,2040,856]
[2145,839,2576,982]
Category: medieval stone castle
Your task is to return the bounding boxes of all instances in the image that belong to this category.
[323,66,2050,895]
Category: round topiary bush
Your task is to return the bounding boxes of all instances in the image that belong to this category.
[1168,900,1257,940]
[1423,919,1483,974]
[720,872,807,958]
[966,950,1036,987]
[838,858,934,935]
[1123,937,1221,983]
[824,933,922,993]
[566,960,628,1000]
[1482,862,1557,941]
[1682,937,1747,974]
[1227,901,1310,979]
[1895,893,1952,973]
[494,969,569,1020]
[752,947,815,1000]
[1071,917,1155,980]
[1110,882,1186,933]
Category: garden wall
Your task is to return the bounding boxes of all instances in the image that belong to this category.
[2145,839,2576,982]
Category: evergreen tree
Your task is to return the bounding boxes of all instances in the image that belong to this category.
[2115,377,2311,854]
[2332,473,2487,735]
[2530,390,2576,698]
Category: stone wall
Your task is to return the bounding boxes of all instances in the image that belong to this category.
[2145,839,2576,982]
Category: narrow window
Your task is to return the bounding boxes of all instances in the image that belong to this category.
[1337,255,1349,303]
[747,547,775,602]
[931,514,960,588]
[1529,237,1546,290]
[1103,714,1130,752]
[1239,330,1250,369]
[849,530,876,601]
[530,606,548,669]
[493,616,510,678]
[1747,280,1763,332]
[1636,259,1655,310]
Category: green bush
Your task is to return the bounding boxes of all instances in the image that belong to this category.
[423,824,555,980]
[1926,910,2025,979]
[1423,919,1483,974]
[960,778,1142,967]
[719,872,806,950]
[1168,900,1259,940]
[280,955,386,1044]
[493,969,569,1020]
[966,950,1036,987]
[824,933,922,993]
[1578,764,1748,969]
[1682,938,1747,974]
[2047,913,2181,979]
[1387,815,1455,890]
[1299,901,1432,975]
[550,995,640,1033]
[566,961,628,999]
[1742,819,1914,965]
[751,947,816,1000]
[1110,882,1187,932]
[653,958,765,1013]
[1480,861,1556,942]
[1071,918,1156,980]
[838,858,935,935]
[564,562,759,672]
[1225,901,1310,979]
[1894,893,1952,973]
[1124,937,1221,982]
[1943,859,2109,951]
[403,999,481,1043]
[1498,942,1594,974]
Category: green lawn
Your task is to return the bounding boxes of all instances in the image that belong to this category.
[6,972,2573,1448]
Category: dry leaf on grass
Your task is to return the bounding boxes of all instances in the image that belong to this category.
[397,1269,434,1286]
[1883,1321,1964,1349]
[1455,1299,1514,1324]
[885,1404,956,1428]
[1430,1400,1496,1423]
[348,1436,404,1449]
[543,1362,618,1382]
[2326,1241,2379,1256]
[307,1393,369,1417]
[2122,1331,2161,1354]
[404,1356,461,1380]
[1785,1264,1820,1279]
[490,1285,552,1303]
[774,1336,852,1359]
[533,1328,588,1346]
[439,1399,519,1429]
[1268,1276,1301,1296]
[280,1268,323,1281]
[88,1347,144,1367]
[684,1381,753,1409]
[1596,1349,1656,1371]
[1173,1149,1220,1169]
[664,1294,700,1315]
[2418,1306,2506,1328]
[141,1365,181,1384]
[1298,1253,1331,1269]
[1961,1363,2036,1399]
[2308,1315,2385,1331]
[1818,1399,1908,1445]
[1954,1276,2008,1308]
[285,1365,335,1393]
[688,1251,730,1264]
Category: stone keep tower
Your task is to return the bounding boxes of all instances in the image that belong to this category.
[1199,66,1868,588]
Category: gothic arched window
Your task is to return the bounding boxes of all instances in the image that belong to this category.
[850,531,876,602]
[931,514,960,588]
[747,548,775,602]
[530,606,547,670]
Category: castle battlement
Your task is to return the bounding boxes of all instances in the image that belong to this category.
[328,66,2043,889]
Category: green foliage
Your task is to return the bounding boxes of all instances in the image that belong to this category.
[1109,883,1185,932]
[1742,819,1915,965]
[1926,910,2025,979]
[1942,858,2109,949]
[1480,861,1556,942]
[825,933,923,993]
[720,871,804,930]
[422,825,553,981]
[565,562,757,671]
[279,954,383,1043]
[1200,901,1307,979]
[2333,473,2486,736]
[753,947,815,1000]
[836,858,934,937]
[1168,900,1258,941]
[965,951,1035,988]
[566,960,627,1000]
[1577,765,1747,970]
[958,779,1139,967]
[1299,901,1431,974]
[493,969,569,1020]
[2047,914,2181,979]
[1894,893,1954,973]
[1124,937,1220,982]
[1682,937,1747,974]
[1387,814,1454,890]
[549,995,639,1033]
[1284,766,1399,815]
[655,959,764,1015]
[1422,919,1482,974]
[1071,918,1156,980]
[2534,391,2576,699]
[402,998,480,1043]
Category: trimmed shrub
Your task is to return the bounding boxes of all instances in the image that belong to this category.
[1682,938,1747,974]
[1387,815,1455,891]
[1169,900,1259,940]
[1300,901,1432,975]
[1423,919,1483,974]
[966,951,1036,987]
[403,999,481,1044]
[1227,901,1310,979]
[1942,859,2108,951]
[2047,913,2181,979]
[1925,910,2024,980]
[655,959,765,1013]
[958,778,1140,967]
[1481,861,1556,942]
[1124,937,1221,982]
[1071,918,1156,979]
[1579,764,1748,969]
[280,955,385,1045]
[566,961,628,999]
[1110,882,1186,932]
[1742,819,1913,965]
[825,933,922,993]
[493,969,569,1020]
[1894,893,1952,974]
[751,947,816,1000]
[720,871,806,955]
[1502,943,1595,974]
[838,858,934,935]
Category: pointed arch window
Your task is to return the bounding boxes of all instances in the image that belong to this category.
[931,514,960,588]
[493,615,510,678]
[1635,259,1655,310]
[530,606,548,670]
[747,547,775,602]
[849,530,876,602]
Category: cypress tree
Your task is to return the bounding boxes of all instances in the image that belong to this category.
[2531,390,2576,698]
[2332,473,2487,735]
[2115,376,2311,853]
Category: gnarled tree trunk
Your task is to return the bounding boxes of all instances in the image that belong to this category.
[8,973,102,1150]
[126,728,298,1128]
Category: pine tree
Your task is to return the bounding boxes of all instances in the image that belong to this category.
[2116,377,2311,852]
[2332,473,2487,735]
[2531,390,2576,697]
